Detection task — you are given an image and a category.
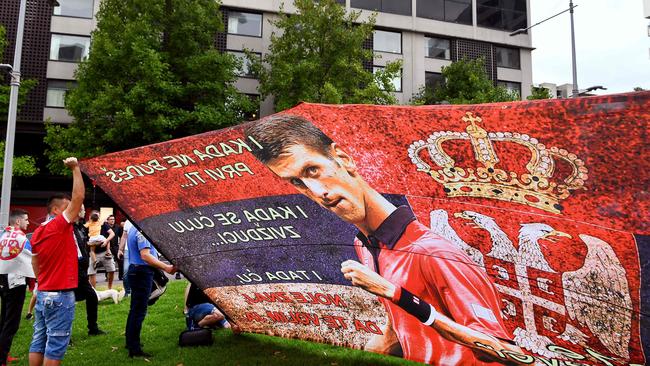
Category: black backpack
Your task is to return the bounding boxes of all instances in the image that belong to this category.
[147,268,169,305]
[178,328,213,347]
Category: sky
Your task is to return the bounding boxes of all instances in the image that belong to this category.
[529,0,650,94]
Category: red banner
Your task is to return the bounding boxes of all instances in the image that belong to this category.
[80,92,650,365]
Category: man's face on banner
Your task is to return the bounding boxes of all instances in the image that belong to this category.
[267,144,367,226]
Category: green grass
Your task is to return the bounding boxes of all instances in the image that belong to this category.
[10,280,420,365]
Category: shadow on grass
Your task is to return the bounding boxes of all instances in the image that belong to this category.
[10,280,420,366]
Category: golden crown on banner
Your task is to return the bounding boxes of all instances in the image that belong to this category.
[407,112,588,214]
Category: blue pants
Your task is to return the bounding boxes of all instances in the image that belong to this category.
[125,265,153,352]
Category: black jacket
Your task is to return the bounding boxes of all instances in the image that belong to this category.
[73,222,90,278]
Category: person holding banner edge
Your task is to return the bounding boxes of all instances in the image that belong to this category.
[125,225,176,358]
[29,157,84,366]
[245,116,525,365]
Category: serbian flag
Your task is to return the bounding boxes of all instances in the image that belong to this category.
[0,227,35,278]
[80,92,649,365]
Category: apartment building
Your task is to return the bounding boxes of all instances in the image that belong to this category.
[1,0,532,205]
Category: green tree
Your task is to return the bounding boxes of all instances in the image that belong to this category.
[411,57,518,105]
[0,142,38,179]
[44,0,255,175]
[0,24,38,178]
[527,85,553,100]
[250,0,401,112]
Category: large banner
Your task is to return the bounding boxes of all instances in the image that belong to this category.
[80,92,649,365]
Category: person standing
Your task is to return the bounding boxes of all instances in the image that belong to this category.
[125,226,175,358]
[72,205,105,336]
[106,216,123,281]
[117,220,132,297]
[86,212,115,289]
[0,209,34,366]
[28,157,84,366]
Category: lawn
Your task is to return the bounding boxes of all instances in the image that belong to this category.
[9,280,420,365]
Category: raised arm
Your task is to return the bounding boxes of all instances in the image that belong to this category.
[62,157,85,222]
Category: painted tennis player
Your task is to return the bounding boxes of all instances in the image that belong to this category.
[245,115,525,365]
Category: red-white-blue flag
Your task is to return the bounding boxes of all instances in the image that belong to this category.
[0,226,35,278]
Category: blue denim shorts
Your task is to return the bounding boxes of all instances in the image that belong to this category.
[29,290,76,360]
[188,303,216,323]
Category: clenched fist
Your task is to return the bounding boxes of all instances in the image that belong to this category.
[63,157,79,169]
[341,260,396,299]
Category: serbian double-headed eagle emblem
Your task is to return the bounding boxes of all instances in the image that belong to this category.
[407,113,635,361]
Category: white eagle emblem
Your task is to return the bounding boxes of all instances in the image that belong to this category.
[429,210,633,360]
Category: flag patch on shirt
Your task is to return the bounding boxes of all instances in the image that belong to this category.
[471,303,498,323]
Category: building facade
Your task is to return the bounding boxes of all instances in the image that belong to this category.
[221,0,533,115]
[1,0,532,207]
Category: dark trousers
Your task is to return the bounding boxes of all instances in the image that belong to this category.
[123,269,130,295]
[74,275,99,332]
[0,285,26,364]
[125,265,153,352]
[116,257,125,280]
[111,244,124,280]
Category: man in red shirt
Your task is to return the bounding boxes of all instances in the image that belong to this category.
[28,157,84,366]
[246,116,526,365]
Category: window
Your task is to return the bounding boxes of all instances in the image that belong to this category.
[46,80,76,107]
[227,11,262,37]
[495,46,520,69]
[417,0,472,25]
[425,37,451,59]
[50,34,90,62]
[425,72,444,90]
[477,0,527,32]
[374,66,402,92]
[53,0,94,18]
[351,0,412,16]
[228,51,259,77]
[373,30,401,54]
[497,80,521,98]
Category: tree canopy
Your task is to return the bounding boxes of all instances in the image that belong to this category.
[44,0,255,175]
[250,0,401,112]
[411,57,518,105]
[527,86,553,100]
